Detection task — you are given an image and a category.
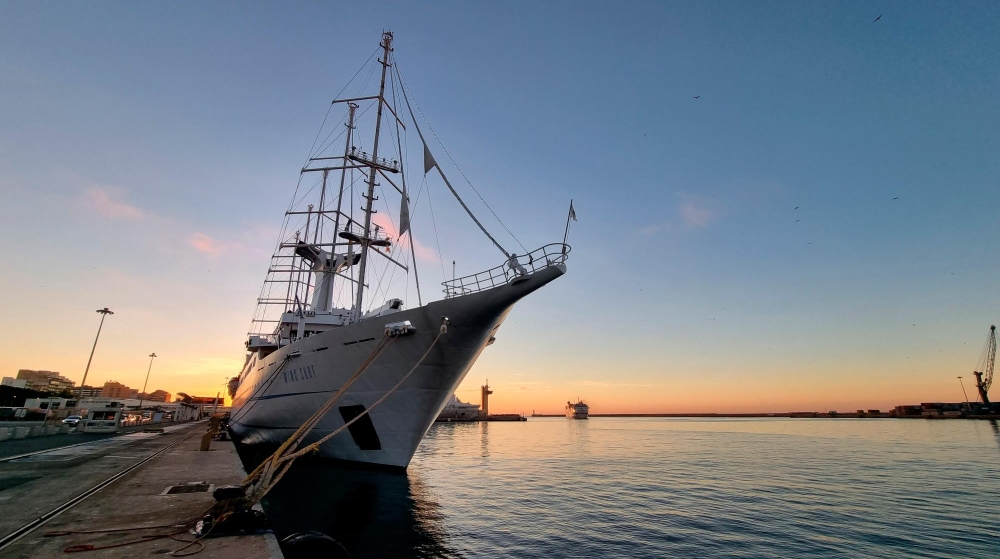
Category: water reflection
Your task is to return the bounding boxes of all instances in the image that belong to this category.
[237,445,461,559]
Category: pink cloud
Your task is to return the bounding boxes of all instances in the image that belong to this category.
[370,212,439,263]
[410,237,440,263]
[189,232,223,255]
[83,187,146,220]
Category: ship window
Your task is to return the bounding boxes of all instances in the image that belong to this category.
[338,405,382,451]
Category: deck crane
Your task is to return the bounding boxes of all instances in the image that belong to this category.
[972,325,996,405]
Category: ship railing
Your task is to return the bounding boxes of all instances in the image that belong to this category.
[442,243,570,298]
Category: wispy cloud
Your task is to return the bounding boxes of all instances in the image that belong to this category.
[640,224,662,236]
[581,380,663,388]
[82,186,147,220]
[680,200,716,228]
[189,232,224,255]
[639,194,721,236]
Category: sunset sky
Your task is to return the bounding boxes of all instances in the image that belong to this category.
[1,1,997,413]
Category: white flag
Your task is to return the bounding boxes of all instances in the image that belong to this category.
[423,142,438,174]
[569,200,577,221]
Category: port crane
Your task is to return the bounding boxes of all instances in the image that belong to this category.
[972,325,996,405]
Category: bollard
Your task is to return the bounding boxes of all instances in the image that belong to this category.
[200,416,222,451]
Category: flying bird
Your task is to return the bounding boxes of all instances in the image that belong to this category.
[794,206,799,210]
[892,197,898,200]
[693,96,700,99]
[873,14,881,22]
[796,219,800,222]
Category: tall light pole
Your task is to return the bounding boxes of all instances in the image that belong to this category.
[78,308,113,399]
[958,376,971,412]
[139,353,157,409]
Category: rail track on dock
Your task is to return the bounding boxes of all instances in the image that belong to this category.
[0,425,199,551]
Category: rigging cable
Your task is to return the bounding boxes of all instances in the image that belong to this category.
[394,64,513,259]
[250,47,379,337]
[423,175,448,280]
[395,63,528,255]
[306,46,379,163]
[388,66,421,306]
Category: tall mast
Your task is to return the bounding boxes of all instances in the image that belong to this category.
[328,101,357,304]
[353,30,393,321]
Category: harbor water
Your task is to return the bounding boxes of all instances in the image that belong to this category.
[256,418,1000,558]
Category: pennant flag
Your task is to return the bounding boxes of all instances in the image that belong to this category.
[423,142,438,174]
[399,184,411,236]
[569,200,577,221]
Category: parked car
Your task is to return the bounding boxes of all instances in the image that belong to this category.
[62,415,82,426]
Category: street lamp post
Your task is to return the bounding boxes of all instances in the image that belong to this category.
[139,353,157,409]
[79,308,113,399]
[958,376,971,412]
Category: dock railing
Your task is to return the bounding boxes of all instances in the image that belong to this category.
[442,243,570,298]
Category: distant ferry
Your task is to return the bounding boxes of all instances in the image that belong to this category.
[566,400,589,419]
[436,394,481,421]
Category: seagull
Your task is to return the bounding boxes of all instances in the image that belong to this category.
[693,96,700,99]
[796,219,800,222]
[892,197,898,200]
[794,206,799,210]
[873,14,881,22]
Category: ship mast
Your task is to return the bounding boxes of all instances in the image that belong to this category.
[353,30,393,321]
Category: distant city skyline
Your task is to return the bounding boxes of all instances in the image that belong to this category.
[1,1,998,413]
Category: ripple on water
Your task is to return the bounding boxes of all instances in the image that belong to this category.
[255,418,1000,558]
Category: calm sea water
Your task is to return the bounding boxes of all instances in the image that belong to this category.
[258,418,1000,558]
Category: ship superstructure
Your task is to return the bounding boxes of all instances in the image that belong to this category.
[228,32,572,468]
[566,400,589,419]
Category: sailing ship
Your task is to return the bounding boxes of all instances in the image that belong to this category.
[228,31,572,469]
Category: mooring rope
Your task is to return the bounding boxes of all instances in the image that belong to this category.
[243,318,448,504]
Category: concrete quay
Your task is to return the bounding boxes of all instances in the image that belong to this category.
[1,422,283,558]
[0,422,72,442]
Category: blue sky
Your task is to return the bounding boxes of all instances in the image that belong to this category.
[1,1,997,412]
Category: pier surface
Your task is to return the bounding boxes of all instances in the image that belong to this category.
[0,422,282,558]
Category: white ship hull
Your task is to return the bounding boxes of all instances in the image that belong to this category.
[230,265,564,469]
[566,402,589,419]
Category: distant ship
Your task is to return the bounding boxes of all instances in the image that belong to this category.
[436,395,482,421]
[566,400,589,419]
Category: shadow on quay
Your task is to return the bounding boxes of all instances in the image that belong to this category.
[235,442,460,559]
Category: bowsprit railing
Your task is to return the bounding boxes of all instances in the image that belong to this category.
[442,243,571,298]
